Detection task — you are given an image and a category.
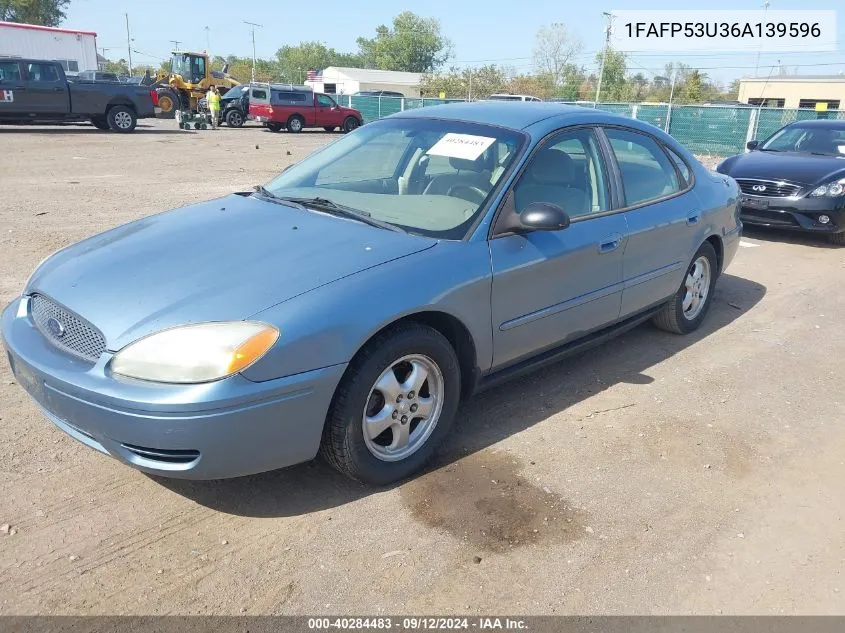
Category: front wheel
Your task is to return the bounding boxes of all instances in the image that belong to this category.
[107,105,137,132]
[652,241,718,334]
[343,116,360,133]
[320,323,461,485]
[226,110,244,127]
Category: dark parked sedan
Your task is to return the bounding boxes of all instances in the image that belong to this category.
[2,103,741,485]
[717,119,845,245]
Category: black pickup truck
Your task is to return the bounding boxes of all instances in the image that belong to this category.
[0,59,159,132]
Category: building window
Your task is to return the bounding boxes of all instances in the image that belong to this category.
[798,99,840,110]
[747,97,785,108]
[323,83,336,94]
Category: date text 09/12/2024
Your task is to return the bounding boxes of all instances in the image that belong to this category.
[307,618,528,630]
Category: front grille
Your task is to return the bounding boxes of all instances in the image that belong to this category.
[121,444,200,464]
[736,178,803,198]
[30,294,106,362]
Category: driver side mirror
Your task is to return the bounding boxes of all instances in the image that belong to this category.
[495,201,571,236]
[746,140,760,150]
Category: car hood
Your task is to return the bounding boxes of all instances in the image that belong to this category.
[719,151,845,186]
[27,194,436,350]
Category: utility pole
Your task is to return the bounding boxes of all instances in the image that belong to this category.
[243,20,263,82]
[755,1,770,77]
[468,69,473,101]
[125,14,133,76]
[204,26,210,55]
[665,69,678,133]
[594,11,613,107]
[169,40,181,51]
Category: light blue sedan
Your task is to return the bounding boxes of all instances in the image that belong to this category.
[2,103,742,485]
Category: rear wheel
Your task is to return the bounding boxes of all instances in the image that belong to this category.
[90,117,110,130]
[320,323,461,485]
[107,105,137,133]
[266,122,283,132]
[828,232,845,246]
[287,115,304,133]
[225,109,244,128]
[343,116,360,133]
[652,241,718,334]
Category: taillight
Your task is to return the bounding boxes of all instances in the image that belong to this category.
[150,89,159,106]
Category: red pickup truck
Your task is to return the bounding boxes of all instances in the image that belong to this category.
[247,84,363,133]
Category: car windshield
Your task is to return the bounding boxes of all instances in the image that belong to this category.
[264,118,526,239]
[223,85,247,99]
[761,124,845,155]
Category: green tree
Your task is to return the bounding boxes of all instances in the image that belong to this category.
[595,48,627,101]
[275,41,363,83]
[102,58,129,75]
[0,0,69,26]
[357,11,451,73]
[682,69,705,103]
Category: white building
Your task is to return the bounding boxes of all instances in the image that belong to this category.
[0,21,98,76]
[305,67,422,98]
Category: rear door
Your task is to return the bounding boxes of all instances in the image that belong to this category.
[22,62,68,115]
[599,126,699,318]
[0,60,27,116]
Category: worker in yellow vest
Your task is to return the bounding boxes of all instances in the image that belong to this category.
[206,86,221,129]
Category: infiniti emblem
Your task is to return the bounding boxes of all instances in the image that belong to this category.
[752,184,767,192]
[46,317,66,338]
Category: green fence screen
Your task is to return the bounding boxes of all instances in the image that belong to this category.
[336,96,844,156]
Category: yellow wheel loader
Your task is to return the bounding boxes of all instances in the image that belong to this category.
[145,51,240,118]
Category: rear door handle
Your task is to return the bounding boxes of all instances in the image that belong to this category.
[599,234,623,253]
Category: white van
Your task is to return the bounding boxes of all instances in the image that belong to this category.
[486,94,542,102]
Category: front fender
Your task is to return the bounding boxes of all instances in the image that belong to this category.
[240,240,493,382]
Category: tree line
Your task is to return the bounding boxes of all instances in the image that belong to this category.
[7,0,740,104]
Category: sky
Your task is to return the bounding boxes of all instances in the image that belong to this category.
[64,0,845,85]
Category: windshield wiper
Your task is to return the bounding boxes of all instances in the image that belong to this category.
[276,196,405,233]
[758,148,780,152]
[252,185,308,210]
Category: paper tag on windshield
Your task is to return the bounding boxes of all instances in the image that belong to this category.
[427,133,496,161]
[838,145,845,155]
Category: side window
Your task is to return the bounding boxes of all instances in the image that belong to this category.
[317,95,335,107]
[251,88,267,100]
[663,145,691,186]
[0,61,22,82]
[512,128,609,218]
[67,60,79,73]
[27,63,60,82]
[604,128,681,206]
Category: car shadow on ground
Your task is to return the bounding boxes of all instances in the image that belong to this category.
[0,125,182,135]
[743,225,843,249]
[154,273,766,517]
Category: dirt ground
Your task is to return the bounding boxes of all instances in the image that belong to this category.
[1,119,844,616]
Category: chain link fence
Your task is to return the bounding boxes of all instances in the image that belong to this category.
[336,95,845,157]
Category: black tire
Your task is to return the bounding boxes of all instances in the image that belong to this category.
[343,116,360,133]
[828,232,845,246]
[107,105,137,133]
[653,241,719,334]
[287,115,305,133]
[90,117,110,130]
[226,109,245,128]
[266,122,283,132]
[320,323,461,485]
[323,126,337,132]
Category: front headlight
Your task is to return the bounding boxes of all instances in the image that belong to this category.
[111,322,279,383]
[809,179,845,198]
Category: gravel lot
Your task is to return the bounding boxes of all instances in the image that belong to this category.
[1,119,844,615]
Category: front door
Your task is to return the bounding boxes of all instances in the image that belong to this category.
[490,127,628,369]
[22,62,68,115]
[316,94,342,127]
[600,127,699,318]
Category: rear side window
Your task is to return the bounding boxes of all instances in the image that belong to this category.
[604,128,681,207]
[663,145,692,186]
[272,91,307,104]
[0,61,22,81]
[27,63,60,82]
[251,88,268,100]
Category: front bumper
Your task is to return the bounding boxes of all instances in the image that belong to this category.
[740,193,845,234]
[1,296,346,480]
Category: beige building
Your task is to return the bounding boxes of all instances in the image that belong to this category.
[738,75,845,110]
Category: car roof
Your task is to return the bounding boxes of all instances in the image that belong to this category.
[785,119,845,129]
[389,101,631,131]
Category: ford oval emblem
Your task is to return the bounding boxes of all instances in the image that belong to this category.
[46,317,66,338]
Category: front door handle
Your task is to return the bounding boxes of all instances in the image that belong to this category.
[687,213,700,225]
[53,87,64,92]
[599,234,623,253]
